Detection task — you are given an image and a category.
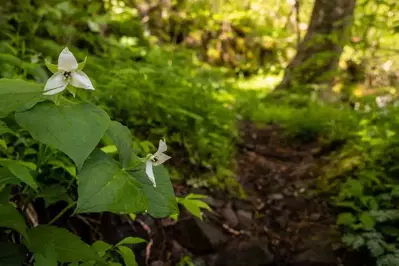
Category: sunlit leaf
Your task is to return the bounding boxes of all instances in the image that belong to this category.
[15,102,111,169]
[0,79,44,117]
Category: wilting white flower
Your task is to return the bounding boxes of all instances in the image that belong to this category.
[44,47,94,95]
[145,139,171,187]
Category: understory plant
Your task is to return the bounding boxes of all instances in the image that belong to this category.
[330,105,399,266]
[0,47,212,265]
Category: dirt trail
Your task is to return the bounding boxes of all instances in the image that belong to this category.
[96,122,363,266]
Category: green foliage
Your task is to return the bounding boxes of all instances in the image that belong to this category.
[15,102,111,169]
[329,104,399,265]
[176,193,212,221]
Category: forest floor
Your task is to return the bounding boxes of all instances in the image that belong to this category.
[95,122,365,266]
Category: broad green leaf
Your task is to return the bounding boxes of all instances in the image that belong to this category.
[15,102,111,168]
[34,253,57,266]
[0,242,26,266]
[26,225,101,263]
[0,121,14,135]
[91,240,112,257]
[106,121,133,168]
[76,150,147,214]
[0,168,21,186]
[0,159,37,190]
[359,212,376,230]
[337,212,356,226]
[132,165,178,218]
[0,186,12,203]
[0,79,44,117]
[116,237,146,247]
[177,195,211,221]
[117,246,137,266]
[0,203,27,237]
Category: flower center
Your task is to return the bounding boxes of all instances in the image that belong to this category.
[63,71,72,80]
[150,155,158,163]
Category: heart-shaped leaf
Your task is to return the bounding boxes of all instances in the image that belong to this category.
[0,79,44,118]
[131,165,178,218]
[106,121,133,168]
[15,102,111,168]
[76,150,148,214]
[26,225,101,263]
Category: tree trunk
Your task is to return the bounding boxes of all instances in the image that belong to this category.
[276,0,357,92]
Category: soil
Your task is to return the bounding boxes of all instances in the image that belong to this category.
[100,121,366,266]
[42,122,367,266]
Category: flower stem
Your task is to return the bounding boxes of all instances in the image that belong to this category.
[48,202,76,225]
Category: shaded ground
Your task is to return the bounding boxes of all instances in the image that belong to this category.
[72,122,365,266]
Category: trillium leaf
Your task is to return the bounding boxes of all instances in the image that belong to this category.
[76,150,148,214]
[34,253,57,266]
[26,225,101,263]
[15,102,111,169]
[0,79,44,118]
[0,203,28,238]
[106,121,133,168]
[0,159,38,190]
[130,165,178,218]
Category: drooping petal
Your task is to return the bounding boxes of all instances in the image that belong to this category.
[145,160,156,187]
[155,139,168,155]
[58,47,78,71]
[70,71,95,90]
[43,72,68,95]
[153,152,171,166]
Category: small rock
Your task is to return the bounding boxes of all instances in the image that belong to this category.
[203,197,224,208]
[173,217,228,254]
[276,213,289,228]
[236,210,253,229]
[150,261,164,266]
[268,193,284,201]
[171,240,189,260]
[221,202,239,227]
[291,247,337,266]
[214,239,274,266]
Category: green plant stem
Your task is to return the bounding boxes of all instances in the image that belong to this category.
[48,202,76,225]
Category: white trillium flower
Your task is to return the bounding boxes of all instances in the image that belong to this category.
[145,139,171,187]
[44,47,95,95]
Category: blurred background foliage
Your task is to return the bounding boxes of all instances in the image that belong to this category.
[1,0,399,263]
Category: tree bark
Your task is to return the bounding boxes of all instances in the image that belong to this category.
[276,0,357,92]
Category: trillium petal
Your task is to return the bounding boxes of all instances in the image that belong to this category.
[153,152,171,166]
[58,47,78,71]
[43,72,68,95]
[145,160,156,187]
[70,71,95,90]
[155,139,168,155]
